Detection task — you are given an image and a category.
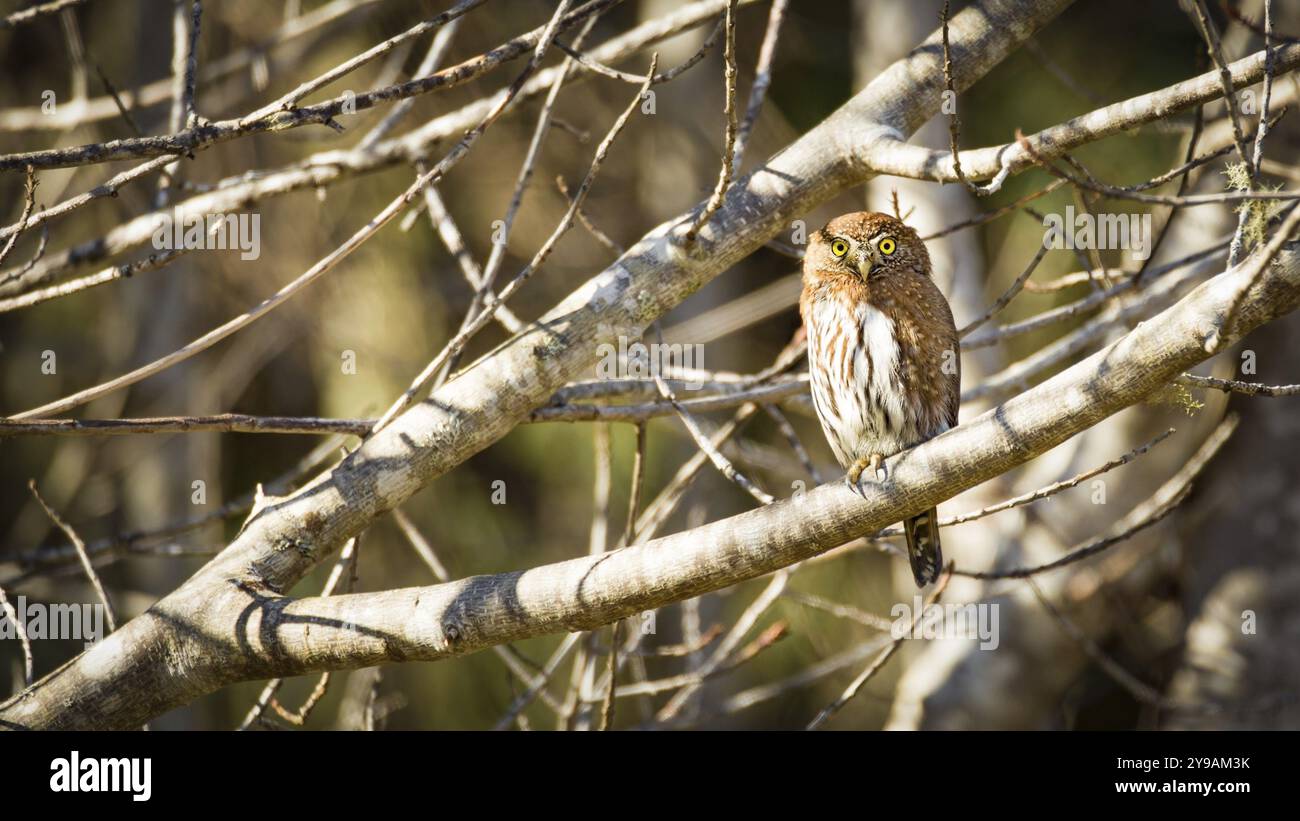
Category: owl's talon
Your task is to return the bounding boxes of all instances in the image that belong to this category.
[846,463,862,486]
[846,453,887,495]
[844,472,867,498]
[870,453,887,482]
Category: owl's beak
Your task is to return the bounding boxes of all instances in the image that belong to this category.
[854,247,879,279]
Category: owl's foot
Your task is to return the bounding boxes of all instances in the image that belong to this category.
[846,453,887,496]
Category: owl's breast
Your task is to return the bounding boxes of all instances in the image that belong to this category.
[805,293,924,466]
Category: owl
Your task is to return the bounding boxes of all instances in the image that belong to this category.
[799,212,960,587]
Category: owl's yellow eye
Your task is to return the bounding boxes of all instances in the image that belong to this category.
[878,237,897,256]
[830,238,850,258]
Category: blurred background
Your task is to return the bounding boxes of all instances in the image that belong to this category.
[1,0,1297,729]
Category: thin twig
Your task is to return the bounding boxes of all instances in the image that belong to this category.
[1025,577,1168,707]
[651,567,788,722]
[533,375,806,423]
[600,620,620,730]
[370,51,659,434]
[1016,130,1298,207]
[1022,269,1132,293]
[622,422,648,547]
[631,335,805,540]
[961,239,1225,350]
[0,248,188,314]
[551,15,724,86]
[683,0,738,247]
[1178,372,1300,396]
[442,9,599,381]
[0,414,372,438]
[1132,101,1208,286]
[764,404,824,484]
[1229,0,1275,266]
[0,0,390,132]
[0,156,176,246]
[783,590,894,631]
[0,584,33,687]
[7,434,348,583]
[940,0,983,195]
[156,1,203,208]
[955,488,1191,580]
[0,0,624,171]
[359,17,464,150]
[732,0,788,167]
[604,622,786,703]
[0,168,37,272]
[240,0,486,126]
[555,175,624,257]
[416,184,523,333]
[862,428,1177,541]
[28,480,117,631]
[1,0,89,29]
[1189,0,1253,176]
[935,429,1175,530]
[0,377,807,438]
[958,244,1050,338]
[806,566,952,730]
[89,57,147,136]
[493,633,583,730]
[921,179,1067,240]
[179,1,202,126]
[652,374,773,505]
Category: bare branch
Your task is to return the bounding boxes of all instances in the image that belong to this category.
[807,567,952,730]
[1188,0,1253,176]
[1178,372,1300,396]
[0,168,37,272]
[1,0,89,30]
[732,0,789,167]
[683,0,739,247]
[0,583,33,687]
[28,480,117,631]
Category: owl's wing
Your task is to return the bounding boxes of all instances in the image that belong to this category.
[942,297,961,429]
[945,350,960,428]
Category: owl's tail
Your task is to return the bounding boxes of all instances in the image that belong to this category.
[903,507,942,587]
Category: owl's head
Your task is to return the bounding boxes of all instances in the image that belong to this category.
[804,211,930,282]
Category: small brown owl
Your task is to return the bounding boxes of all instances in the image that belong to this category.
[799,212,959,587]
